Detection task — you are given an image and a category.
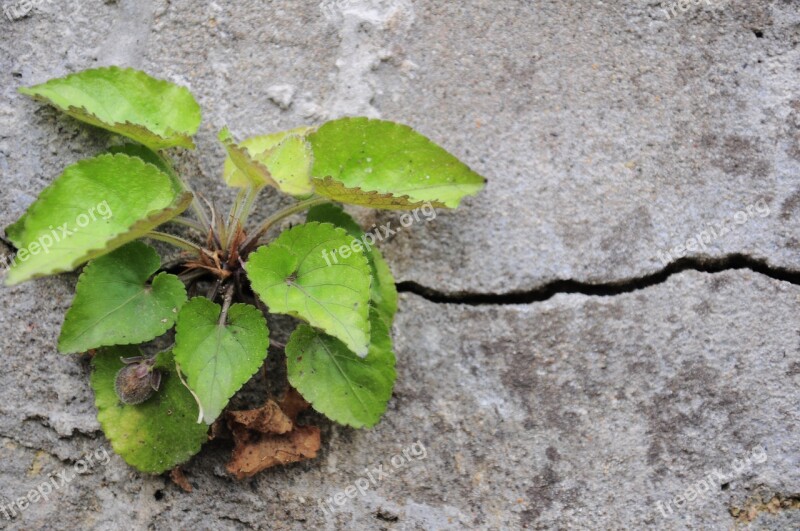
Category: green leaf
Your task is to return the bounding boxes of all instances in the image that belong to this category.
[218,127,280,189]
[58,241,187,354]
[370,247,398,325]
[173,298,270,424]
[91,347,208,473]
[308,117,485,209]
[312,176,443,210]
[19,66,201,150]
[306,202,363,235]
[5,153,191,285]
[220,126,314,196]
[106,143,185,195]
[246,222,372,357]
[306,204,397,324]
[286,309,396,428]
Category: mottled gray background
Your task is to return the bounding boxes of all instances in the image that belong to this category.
[0,0,798,529]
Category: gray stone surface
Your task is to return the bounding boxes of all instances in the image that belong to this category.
[2,0,799,294]
[0,271,798,529]
[0,0,798,529]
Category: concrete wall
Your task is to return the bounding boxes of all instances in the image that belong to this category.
[0,1,798,529]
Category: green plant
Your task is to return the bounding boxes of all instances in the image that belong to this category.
[5,66,485,475]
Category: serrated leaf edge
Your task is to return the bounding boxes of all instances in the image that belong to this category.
[174,298,270,425]
[58,256,187,355]
[91,350,208,474]
[19,66,201,149]
[219,127,280,189]
[6,154,192,285]
[287,321,396,429]
[312,176,447,210]
[309,116,486,208]
[247,221,373,356]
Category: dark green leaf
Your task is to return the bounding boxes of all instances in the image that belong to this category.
[286,309,396,428]
[91,347,208,473]
[58,242,187,354]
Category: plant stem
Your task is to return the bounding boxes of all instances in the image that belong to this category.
[241,197,328,252]
[169,216,206,233]
[146,231,204,255]
[155,151,212,232]
[213,199,229,249]
[218,283,235,325]
[198,194,223,250]
[226,187,248,232]
[226,186,261,243]
[179,269,208,284]
[207,277,224,302]
[237,185,260,228]
[191,199,213,235]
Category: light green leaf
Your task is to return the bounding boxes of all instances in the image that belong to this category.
[19,66,201,150]
[220,126,314,196]
[246,222,372,357]
[306,204,397,324]
[91,347,208,474]
[173,298,270,424]
[5,153,191,286]
[312,176,443,210]
[286,309,396,428]
[4,213,26,250]
[308,117,485,209]
[58,241,187,354]
[218,127,279,189]
[106,143,185,195]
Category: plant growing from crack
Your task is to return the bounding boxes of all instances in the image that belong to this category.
[5,67,485,476]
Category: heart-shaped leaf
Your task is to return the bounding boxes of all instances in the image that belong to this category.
[58,241,187,354]
[91,347,209,474]
[220,126,314,196]
[306,204,397,325]
[19,66,201,150]
[173,298,270,424]
[246,222,371,357]
[308,117,485,209]
[4,153,191,285]
[286,309,396,428]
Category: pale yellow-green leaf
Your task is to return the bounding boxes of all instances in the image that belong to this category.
[220,126,314,196]
[19,66,201,150]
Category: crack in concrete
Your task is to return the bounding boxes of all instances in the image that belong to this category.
[397,254,800,305]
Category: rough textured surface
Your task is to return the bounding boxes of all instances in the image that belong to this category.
[0,271,798,529]
[0,0,798,529]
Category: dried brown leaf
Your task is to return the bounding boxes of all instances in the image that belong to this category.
[226,425,321,480]
[278,387,311,421]
[209,417,231,441]
[169,467,193,493]
[226,400,293,435]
